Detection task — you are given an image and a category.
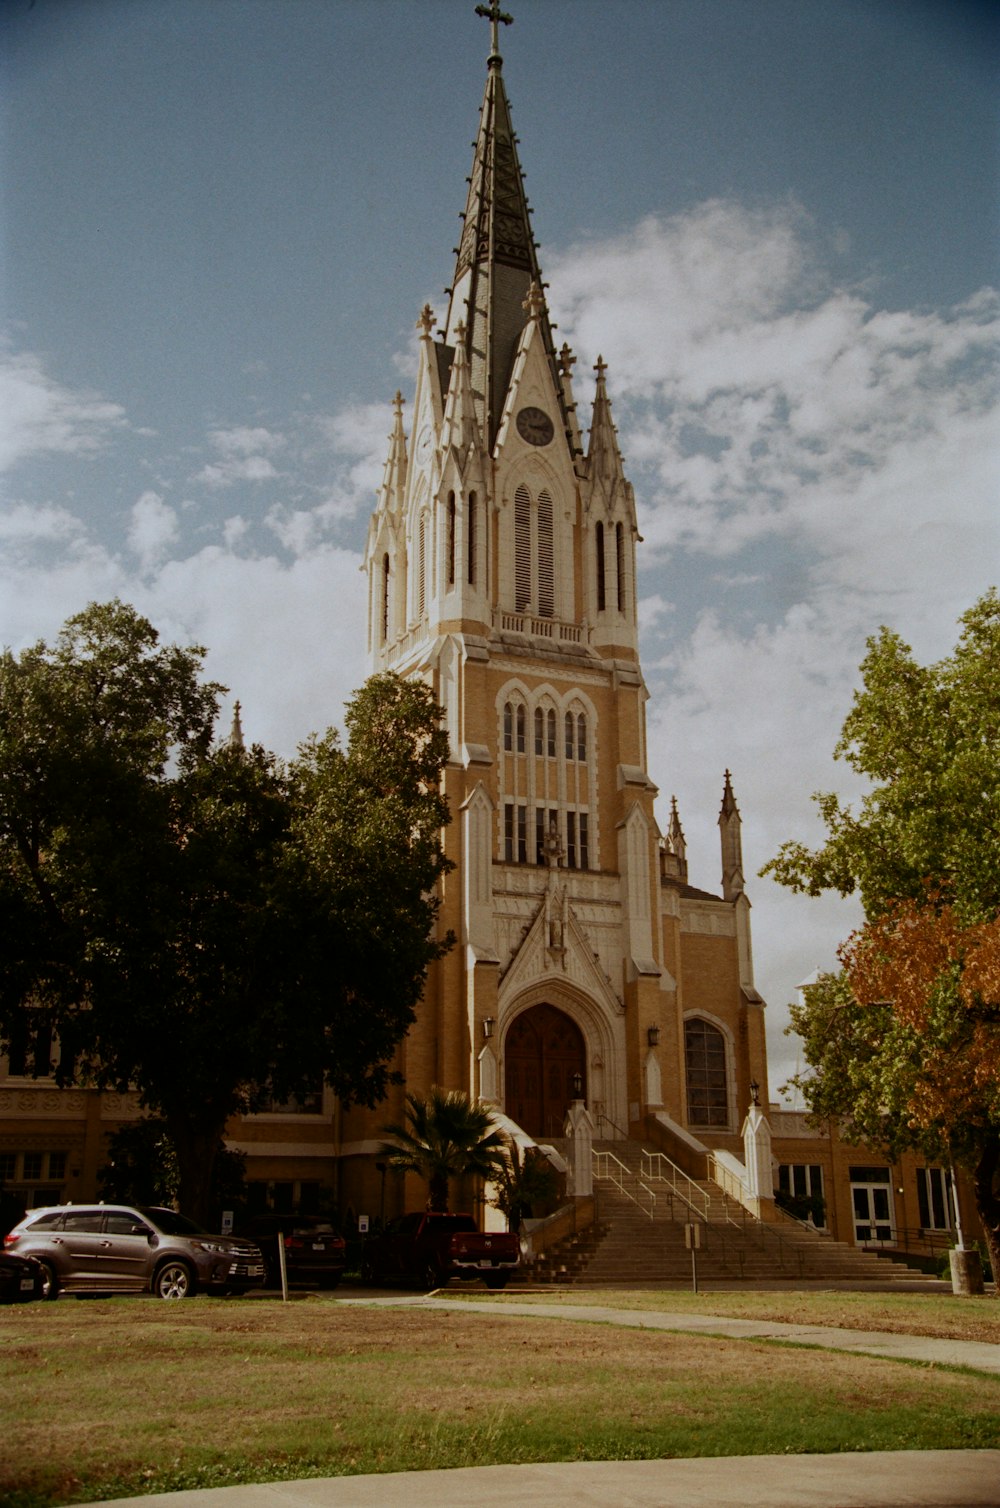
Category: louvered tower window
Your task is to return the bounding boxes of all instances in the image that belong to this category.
[596,522,606,611]
[514,484,555,617]
[616,522,625,612]
[467,491,477,585]
[447,492,456,586]
[381,553,390,643]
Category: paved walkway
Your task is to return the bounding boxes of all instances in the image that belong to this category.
[85,1451,1000,1508]
[81,1295,1000,1508]
[366,1292,1000,1374]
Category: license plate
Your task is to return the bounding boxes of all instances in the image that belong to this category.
[20,1278,35,1291]
[478,1259,492,1268]
[312,1242,325,1251]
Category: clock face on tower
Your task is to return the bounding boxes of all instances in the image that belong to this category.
[516,406,554,447]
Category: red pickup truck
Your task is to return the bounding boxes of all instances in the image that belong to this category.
[361,1212,520,1290]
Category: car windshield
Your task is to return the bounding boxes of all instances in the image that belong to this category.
[139,1208,207,1236]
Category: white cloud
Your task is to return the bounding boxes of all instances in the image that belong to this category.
[128,491,179,571]
[0,346,127,473]
[193,425,285,488]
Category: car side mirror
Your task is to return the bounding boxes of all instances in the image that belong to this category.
[146,1233,158,1247]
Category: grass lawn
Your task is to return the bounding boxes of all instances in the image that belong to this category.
[1,1289,998,1508]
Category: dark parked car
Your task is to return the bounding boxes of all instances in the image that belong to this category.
[243,1214,346,1288]
[3,1204,265,1300]
[0,1249,44,1303]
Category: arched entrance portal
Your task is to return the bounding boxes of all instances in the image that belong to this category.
[505,1003,586,1139]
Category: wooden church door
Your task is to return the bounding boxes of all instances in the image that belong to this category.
[505,1003,585,1139]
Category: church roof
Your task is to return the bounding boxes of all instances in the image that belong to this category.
[443,27,564,451]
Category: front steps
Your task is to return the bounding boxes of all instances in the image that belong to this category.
[519,1141,937,1288]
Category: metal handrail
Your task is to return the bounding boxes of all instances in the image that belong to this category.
[640,1149,711,1222]
[592,1148,657,1220]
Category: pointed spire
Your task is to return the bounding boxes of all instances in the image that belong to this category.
[445,22,564,451]
[377,391,408,516]
[719,770,745,900]
[228,700,245,752]
[669,797,688,879]
[586,354,627,489]
[441,320,482,458]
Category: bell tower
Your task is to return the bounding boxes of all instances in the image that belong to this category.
[348,7,767,1211]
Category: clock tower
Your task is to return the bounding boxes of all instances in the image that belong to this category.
[348,8,767,1208]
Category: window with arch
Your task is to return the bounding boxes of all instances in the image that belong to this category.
[514,483,555,617]
[381,553,390,644]
[595,522,606,611]
[467,491,477,585]
[615,522,625,611]
[417,514,427,619]
[447,491,456,586]
[684,1018,730,1127]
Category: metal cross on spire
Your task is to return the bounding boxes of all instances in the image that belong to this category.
[475,2,513,61]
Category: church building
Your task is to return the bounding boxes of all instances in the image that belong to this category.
[335,6,769,1216]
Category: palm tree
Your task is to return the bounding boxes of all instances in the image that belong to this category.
[490,1140,559,1232]
[380,1087,509,1212]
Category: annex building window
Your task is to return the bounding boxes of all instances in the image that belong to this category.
[917,1166,953,1231]
[777,1163,826,1227]
[684,1017,729,1128]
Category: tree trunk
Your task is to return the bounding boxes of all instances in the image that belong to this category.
[428,1170,449,1213]
[168,1114,224,1229]
[972,1133,1000,1296]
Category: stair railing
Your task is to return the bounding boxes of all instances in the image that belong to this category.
[639,1149,711,1222]
[592,1147,657,1220]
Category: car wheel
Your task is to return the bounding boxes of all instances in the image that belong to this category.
[36,1260,58,1301]
[154,1260,195,1300]
[483,1273,508,1291]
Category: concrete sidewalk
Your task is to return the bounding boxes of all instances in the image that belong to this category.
[82,1453,1000,1507]
[367,1292,1000,1374]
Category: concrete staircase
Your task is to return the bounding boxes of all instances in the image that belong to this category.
[524,1139,937,1288]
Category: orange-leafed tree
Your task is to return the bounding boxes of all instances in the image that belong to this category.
[765,591,1000,1285]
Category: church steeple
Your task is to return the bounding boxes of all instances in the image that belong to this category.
[445,6,564,452]
[719,770,745,901]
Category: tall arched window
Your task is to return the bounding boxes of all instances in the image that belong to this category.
[515,704,526,754]
[595,522,606,611]
[684,1018,729,1127]
[546,708,556,757]
[503,702,513,752]
[447,492,456,586]
[467,491,477,585]
[514,483,555,617]
[577,713,587,762]
[381,553,390,643]
[565,711,575,760]
[615,522,625,612]
[534,707,544,756]
[417,515,426,619]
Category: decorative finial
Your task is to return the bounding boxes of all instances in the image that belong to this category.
[229,700,245,752]
[594,355,608,381]
[392,390,404,416]
[522,280,545,321]
[416,304,436,337]
[475,2,513,65]
[558,343,576,377]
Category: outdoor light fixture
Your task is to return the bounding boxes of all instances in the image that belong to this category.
[750,1079,760,1106]
[482,1016,495,1040]
[647,1024,660,1047]
[572,1072,583,1098]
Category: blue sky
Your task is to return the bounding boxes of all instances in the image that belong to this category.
[2,0,998,1095]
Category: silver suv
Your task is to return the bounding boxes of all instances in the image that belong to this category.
[4,1204,265,1300]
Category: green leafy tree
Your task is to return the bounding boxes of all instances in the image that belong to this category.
[490,1140,559,1232]
[97,1118,247,1224]
[764,591,1000,1282]
[380,1088,509,1213]
[0,602,453,1225]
